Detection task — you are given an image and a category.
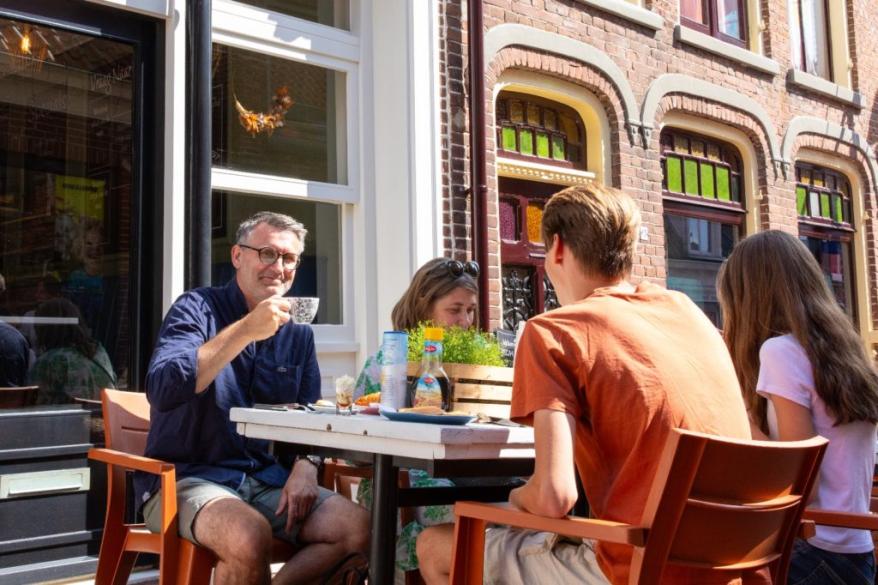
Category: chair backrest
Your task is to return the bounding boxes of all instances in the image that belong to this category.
[406,362,514,419]
[632,429,827,582]
[101,388,150,456]
[0,386,38,408]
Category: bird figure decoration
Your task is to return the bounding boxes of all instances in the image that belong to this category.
[234,86,294,137]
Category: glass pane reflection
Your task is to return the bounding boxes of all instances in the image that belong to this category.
[0,17,133,407]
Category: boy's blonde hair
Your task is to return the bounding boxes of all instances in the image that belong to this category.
[541,183,641,278]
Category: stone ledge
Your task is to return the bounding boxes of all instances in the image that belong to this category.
[576,0,663,31]
[674,25,780,75]
[787,69,863,109]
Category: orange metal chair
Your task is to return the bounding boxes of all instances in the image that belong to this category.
[89,389,297,583]
[449,429,828,585]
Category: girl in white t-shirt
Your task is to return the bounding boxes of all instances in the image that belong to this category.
[718,230,878,585]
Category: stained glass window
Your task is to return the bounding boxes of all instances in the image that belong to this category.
[795,162,856,322]
[795,163,851,226]
[661,129,746,327]
[661,130,742,205]
[496,92,585,169]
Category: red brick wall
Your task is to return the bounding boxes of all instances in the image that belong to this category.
[439,0,878,331]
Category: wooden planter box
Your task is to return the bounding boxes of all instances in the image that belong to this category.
[406,362,514,418]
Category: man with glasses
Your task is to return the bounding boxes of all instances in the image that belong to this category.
[136,211,369,584]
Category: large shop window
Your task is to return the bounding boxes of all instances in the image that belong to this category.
[212,43,346,184]
[495,91,586,170]
[0,17,136,401]
[795,162,856,320]
[662,129,745,326]
[680,0,747,47]
[210,191,342,324]
[788,0,831,79]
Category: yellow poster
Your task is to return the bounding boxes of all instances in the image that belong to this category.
[54,175,105,220]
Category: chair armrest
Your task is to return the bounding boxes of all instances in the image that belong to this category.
[454,501,646,547]
[803,508,878,531]
[798,519,816,539]
[89,447,175,476]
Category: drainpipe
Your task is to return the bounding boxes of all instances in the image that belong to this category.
[186,0,212,288]
[467,0,490,329]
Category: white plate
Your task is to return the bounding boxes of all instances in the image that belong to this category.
[308,403,339,414]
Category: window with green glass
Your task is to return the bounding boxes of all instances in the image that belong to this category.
[661,129,745,327]
[794,162,852,226]
[495,91,586,169]
[661,130,742,205]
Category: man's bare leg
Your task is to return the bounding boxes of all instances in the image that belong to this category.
[272,495,370,585]
[417,524,454,585]
[194,498,274,585]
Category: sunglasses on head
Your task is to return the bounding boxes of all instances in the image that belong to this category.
[443,259,480,278]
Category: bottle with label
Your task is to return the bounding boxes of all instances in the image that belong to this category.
[408,327,452,411]
[380,331,409,411]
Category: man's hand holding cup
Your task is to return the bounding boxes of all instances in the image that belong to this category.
[245,296,292,341]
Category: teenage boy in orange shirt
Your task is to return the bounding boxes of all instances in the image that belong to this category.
[416,184,756,585]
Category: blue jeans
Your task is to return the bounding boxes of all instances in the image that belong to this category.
[788,539,875,585]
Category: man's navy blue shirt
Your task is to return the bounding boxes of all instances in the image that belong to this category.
[133,279,320,507]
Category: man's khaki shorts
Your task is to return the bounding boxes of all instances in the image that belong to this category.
[142,475,336,545]
[484,528,611,585]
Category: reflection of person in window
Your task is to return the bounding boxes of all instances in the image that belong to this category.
[27,298,117,404]
[63,218,118,369]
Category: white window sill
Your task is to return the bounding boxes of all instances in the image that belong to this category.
[787,69,863,108]
[576,0,663,31]
[674,25,780,75]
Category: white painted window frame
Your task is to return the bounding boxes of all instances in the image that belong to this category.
[211,0,361,347]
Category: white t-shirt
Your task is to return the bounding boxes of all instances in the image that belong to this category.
[758,334,876,554]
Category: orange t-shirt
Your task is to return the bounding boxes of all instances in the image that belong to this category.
[511,282,759,585]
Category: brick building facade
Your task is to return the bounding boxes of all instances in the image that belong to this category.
[439,0,878,351]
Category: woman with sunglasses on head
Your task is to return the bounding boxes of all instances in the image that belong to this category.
[717,230,878,585]
[349,258,479,575]
[355,257,479,395]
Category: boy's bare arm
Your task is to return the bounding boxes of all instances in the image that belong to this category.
[509,408,579,518]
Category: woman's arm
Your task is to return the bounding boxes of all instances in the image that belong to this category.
[768,395,819,503]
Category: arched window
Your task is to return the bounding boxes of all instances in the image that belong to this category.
[661,129,746,326]
[495,91,586,169]
[795,162,856,320]
[496,90,592,332]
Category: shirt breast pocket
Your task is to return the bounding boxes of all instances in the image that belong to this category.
[251,357,302,404]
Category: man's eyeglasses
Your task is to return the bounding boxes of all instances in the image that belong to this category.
[239,244,300,269]
[444,260,479,278]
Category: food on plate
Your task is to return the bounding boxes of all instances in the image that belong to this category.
[314,399,334,408]
[400,405,444,415]
[355,392,381,406]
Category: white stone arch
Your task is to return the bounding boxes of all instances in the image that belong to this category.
[641,74,782,173]
[780,117,878,194]
[485,23,641,145]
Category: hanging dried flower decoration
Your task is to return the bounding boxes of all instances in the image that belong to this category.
[234,86,294,137]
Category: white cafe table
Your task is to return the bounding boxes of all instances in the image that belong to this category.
[230,408,535,585]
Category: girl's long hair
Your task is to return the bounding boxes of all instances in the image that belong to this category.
[717,230,878,432]
[390,258,478,331]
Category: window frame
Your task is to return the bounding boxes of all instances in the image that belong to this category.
[211,0,359,344]
[794,0,833,81]
[495,91,587,170]
[795,161,857,324]
[661,128,747,326]
[680,0,749,48]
